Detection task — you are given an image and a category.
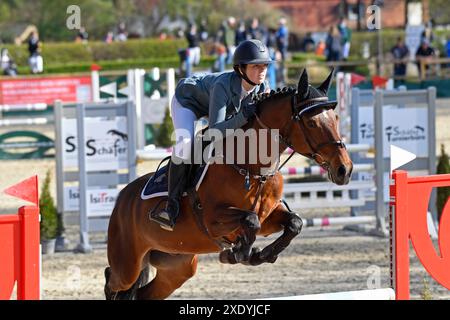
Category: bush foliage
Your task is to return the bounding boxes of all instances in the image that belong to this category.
[39,170,58,240]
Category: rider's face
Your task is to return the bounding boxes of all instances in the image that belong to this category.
[244,64,268,85]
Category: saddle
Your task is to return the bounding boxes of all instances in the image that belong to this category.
[141,128,213,200]
[140,156,208,200]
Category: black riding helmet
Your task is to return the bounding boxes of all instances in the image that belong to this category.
[233,39,273,86]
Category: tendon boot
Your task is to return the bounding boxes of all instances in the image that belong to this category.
[150,160,188,231]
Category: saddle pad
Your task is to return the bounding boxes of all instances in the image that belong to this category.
[141,162,210,200]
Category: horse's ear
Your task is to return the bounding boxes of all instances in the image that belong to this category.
[297,68,309,98]
[317,68,334,95]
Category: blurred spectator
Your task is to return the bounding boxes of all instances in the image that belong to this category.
[391,37,409,80]
[266,28,279,89]
[316,40,326,57]
[28,31,39,57]
[176,28,185,39]
[415,39,435,78]
[28,32,43,74]
[326,26,342,63]
[235,20,248,45]
[177,48,188,77]
[105,31,114,43]
[302,32,315,52]
[116,22,128,42]
[29,51,43,74]
[159,32,168,40]
[0,48,18,76]
[186,23,201,76]
[248,18,267,44]
[337,18,351,60]
[446,35,450,58]
[199,19,209,42]
[76,27,88,43]
[211,41,227,72]
[221,16,237,65]
[421,21,435,44]
[276,17,289,61]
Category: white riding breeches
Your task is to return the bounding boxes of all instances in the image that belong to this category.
[170,96,198,163]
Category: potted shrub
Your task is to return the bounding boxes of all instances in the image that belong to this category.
[156,107,174,148]
[40,169,58,254]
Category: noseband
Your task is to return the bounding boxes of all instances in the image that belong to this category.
[254,94,346,169]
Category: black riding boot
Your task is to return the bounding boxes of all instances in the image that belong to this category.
[150,160,188,231]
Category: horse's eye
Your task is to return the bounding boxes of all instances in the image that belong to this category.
[307,120,316,128]
[335,114,339,121]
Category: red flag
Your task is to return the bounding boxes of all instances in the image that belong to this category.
[372,75,389,89]
[3,176,39,206]
[351,73,366,86]
[90,63,102,71]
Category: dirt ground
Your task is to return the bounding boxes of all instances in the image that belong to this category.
[1,99,450,300]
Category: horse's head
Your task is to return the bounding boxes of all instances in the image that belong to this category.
[292,69,353,184]
[256,69,353,185]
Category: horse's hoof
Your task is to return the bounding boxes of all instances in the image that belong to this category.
[219,249,238,264]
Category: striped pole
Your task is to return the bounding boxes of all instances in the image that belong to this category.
[280,164,374,176]
[304,216,376,228]
[284,144,372,154]
[0,118,49,126]
[0,103,47,112]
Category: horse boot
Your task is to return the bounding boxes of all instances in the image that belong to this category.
[150,160,188,231]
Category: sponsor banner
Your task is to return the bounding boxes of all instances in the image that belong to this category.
[63,186,119,216]
[0,76,92,106]
[62,116,129,171]
[358,106,428,158]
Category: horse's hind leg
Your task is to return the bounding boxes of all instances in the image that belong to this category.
[105,230,150,299]
[105,264,149,300]
[136,251,198,300]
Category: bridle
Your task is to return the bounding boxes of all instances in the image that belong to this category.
[254,93,347,171]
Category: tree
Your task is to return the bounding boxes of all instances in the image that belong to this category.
[437,144,450,223]
[429,0,450,25]
[156,107,174,148]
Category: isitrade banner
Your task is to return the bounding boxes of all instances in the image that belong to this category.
[61,116,129,171]
[358,106,428,158]
[63,186,119,216]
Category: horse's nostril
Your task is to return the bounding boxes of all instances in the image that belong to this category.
[338,165,347,178]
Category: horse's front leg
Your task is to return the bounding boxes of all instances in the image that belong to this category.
[208,206,260,264]
[247,202,303,266]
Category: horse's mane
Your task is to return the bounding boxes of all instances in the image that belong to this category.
[254,86,297,114]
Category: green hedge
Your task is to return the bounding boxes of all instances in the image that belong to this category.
[4,38,189,67]
[14,56,216,75]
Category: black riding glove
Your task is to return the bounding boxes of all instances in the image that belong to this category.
[242,102,257,120]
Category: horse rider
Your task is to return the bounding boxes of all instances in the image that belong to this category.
[150,39,273,231]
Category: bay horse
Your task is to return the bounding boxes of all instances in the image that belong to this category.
[104,69,353,299]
